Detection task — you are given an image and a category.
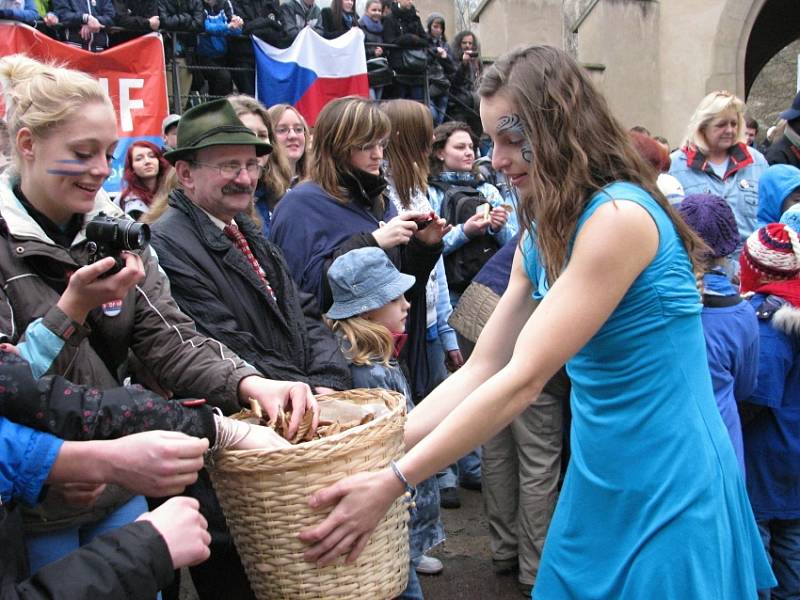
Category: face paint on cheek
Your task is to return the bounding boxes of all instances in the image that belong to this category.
[47,158,90,176]
[497,113,532,165]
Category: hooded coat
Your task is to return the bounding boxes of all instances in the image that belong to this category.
[756,164,800,226]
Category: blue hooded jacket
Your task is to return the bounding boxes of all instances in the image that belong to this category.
[757,164,800,226]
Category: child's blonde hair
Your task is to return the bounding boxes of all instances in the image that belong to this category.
[326,316,394,366]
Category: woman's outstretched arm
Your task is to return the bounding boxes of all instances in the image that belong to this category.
[300,199,659,566]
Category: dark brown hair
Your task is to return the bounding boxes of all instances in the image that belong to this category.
[478,45,706,285]
[428,121,477,178]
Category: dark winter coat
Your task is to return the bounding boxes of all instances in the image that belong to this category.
[0,180,259,533]
[279,0,323,42]
[269,175,442,401]
[0,351,216,444]
[765,133,800,169]
[228,0,287,54]
[358,14,383,59]
[112,0,157,32]
[0,351,206,599]
[150,189,351,391]
[381,2,427,73]
[53,0,115,51]
[158,0,204,54]
[319,5,355,39]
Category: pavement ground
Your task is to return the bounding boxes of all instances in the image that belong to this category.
[421,487,527,600]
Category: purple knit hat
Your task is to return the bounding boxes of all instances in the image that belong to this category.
[677,194,739,258]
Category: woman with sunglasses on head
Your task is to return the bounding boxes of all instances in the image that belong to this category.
[298,46,776,599]
[267,103,310,185]
[669,91,769,264]
[269,96,448,402]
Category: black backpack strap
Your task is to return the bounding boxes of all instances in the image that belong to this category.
[702,294,743,308]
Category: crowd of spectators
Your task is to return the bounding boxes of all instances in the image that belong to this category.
[1,0,484,127]
[2,5,800,599]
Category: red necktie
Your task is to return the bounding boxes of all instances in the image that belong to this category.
[223,224,277,302]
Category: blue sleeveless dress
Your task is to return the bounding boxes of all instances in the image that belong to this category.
[522,182,775,598]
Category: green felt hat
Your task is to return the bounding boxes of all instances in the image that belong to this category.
[163,98,272,163]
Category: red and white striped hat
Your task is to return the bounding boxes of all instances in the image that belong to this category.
[739,223,800,292]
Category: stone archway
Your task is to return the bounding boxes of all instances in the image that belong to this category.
[742,0,800,98]
[708,0,800,99]
[706,0,764,98]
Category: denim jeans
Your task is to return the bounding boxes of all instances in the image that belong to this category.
[25,494,149,573]
[437,449,482,489]
[757,518,800,599]
[428,94,449,125]
[397,558,425,600]
[392,82,425,102]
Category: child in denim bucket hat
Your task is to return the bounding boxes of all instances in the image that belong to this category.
[326,248,445,599]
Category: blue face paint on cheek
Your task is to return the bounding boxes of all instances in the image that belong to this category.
[46,158,89,176]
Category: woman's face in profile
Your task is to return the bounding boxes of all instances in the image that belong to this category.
[481,93,532,195]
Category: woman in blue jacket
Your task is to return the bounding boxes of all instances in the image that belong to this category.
[669,90,768,261]
[0,0,39,24]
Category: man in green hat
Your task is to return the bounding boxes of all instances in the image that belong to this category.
[150,99,351,598]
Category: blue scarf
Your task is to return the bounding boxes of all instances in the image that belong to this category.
[358,14,383,34]
[431,170,481,187]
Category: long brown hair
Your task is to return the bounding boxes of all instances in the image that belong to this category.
[227,94,293,206]
[267,104,312,181]
[478,45,706,285]
[330,0,358,29]
[381,99,432,209]
[311,96,390,203]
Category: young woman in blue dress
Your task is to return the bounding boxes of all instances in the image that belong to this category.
[299,45,776,598]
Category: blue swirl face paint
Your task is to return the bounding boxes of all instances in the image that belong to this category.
[497,113,532,164]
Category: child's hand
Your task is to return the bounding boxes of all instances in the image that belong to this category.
[0,343,19,356]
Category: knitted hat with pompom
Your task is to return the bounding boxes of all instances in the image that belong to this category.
[739,223,800,293]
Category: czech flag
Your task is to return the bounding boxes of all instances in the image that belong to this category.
[253,27,369,126]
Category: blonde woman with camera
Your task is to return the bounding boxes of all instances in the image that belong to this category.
[0,53,314,576]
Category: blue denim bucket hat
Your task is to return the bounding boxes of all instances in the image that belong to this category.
[326,248,416,320]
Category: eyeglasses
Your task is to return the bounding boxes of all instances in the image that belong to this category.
[192,161,264,179]
[274,125,305,136]
[358,139,390,152]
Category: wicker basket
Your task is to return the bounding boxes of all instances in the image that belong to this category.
[208,389,409,600]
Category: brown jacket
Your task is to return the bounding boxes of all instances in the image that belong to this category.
[0,179,259,531]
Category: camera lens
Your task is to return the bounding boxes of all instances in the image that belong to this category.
[119,220,151,251]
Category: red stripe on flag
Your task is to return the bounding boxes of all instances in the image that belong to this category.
[294,73,370,126]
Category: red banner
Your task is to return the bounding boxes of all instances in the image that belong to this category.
[0,21,168,193]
